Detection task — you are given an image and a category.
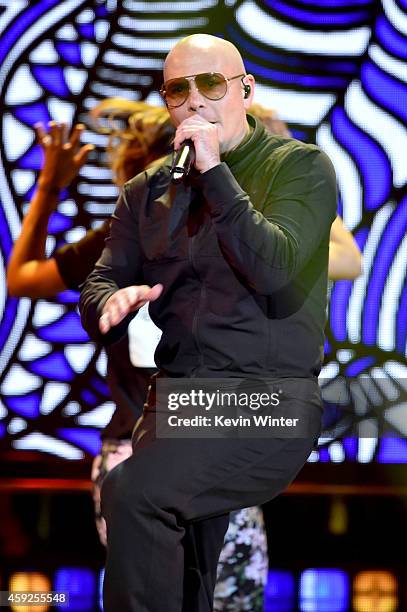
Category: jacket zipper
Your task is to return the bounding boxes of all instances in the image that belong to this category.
[189,234,205,373]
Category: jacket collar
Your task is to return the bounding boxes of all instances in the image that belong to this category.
[221,114,265,169]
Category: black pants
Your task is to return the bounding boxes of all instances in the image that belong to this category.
[101,378,322,612]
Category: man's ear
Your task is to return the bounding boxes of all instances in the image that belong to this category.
[243,74,255,109]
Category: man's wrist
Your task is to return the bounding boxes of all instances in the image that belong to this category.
[195,162,246,216]
[200,160,222,174]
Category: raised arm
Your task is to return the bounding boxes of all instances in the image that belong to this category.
[197,146,337,294]
[248,105,360,283]
[328,216,362,280]
[6,122,94,297]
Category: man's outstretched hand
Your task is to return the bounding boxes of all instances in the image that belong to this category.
[99,284,163,334]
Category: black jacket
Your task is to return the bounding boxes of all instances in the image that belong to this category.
[79,116,337,379]
[54,220,154,439]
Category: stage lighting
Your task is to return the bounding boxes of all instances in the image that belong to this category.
[299,568,349,612]
[54,567,95,610]
[264,570,296,611]
[353,570,398,612]
[8,572,51,612]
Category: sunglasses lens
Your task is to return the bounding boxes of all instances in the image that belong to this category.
[165,78,189,106]
[196,73,227,100]
[163,73,228,107]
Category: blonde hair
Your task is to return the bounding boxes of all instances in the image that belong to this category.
[90,98,290,185]
[90,98,174,185]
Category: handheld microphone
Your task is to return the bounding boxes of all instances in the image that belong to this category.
[170,140,195,183]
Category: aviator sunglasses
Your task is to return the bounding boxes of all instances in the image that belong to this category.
[160,72,246,108]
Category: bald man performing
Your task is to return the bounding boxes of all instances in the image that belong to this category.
[80,35,337,611]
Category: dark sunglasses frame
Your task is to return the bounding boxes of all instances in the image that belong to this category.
[160,72,246,108]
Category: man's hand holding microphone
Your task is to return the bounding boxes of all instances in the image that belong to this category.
[99,116,220,333]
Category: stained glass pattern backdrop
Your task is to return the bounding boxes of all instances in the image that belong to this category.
[0,0,406,463]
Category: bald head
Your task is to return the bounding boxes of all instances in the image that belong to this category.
[162,34,254,154]
[164,34,246,80]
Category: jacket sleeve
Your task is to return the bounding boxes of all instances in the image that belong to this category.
[79,176,145,344]
[54,219,111,290]
[198,146,337,294]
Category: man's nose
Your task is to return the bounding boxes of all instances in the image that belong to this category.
[187,80,206,111]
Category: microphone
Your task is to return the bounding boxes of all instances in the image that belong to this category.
[170,140,195,183]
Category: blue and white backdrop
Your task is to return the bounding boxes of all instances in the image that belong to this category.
[0,0,406,464]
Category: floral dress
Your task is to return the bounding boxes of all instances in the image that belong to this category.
[214,506,268,611]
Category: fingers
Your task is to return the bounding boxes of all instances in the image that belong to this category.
[124,284,163,310]
[69,123,85,150]
[34,122,47,144]
[129,284,163,308]
[146,283,164,302]
[173,116,215,150]
[35,121,65,149]
[35,121,88,151]
[99,311,113,334]
[74,143,95,167]
[174,118,220,173]
[99,296,130,333]
[176,118,217,139]
[128,284,164,313]
[49,121,62,147]
[59,122,69,145]
[98,285,164,334]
